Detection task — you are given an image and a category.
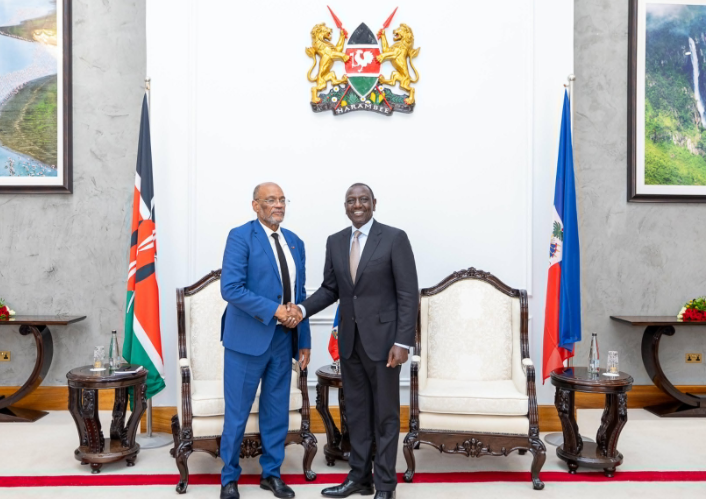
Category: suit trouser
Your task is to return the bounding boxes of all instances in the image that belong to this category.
[341,326,401,492]
[220,326,293,485]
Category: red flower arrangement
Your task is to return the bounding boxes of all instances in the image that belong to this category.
[677,297,706,322]
[0,298,15,320]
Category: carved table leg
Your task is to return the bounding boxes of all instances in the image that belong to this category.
[596,393,627,477]
[642,325,706,417]
[80,389,104,454]
[111,387,128,445]
[69,387,89,448]
[555,387,582,473]
[125,382,148,449]
[316,383,339,466]
[337,384,351,455]
[0,325,53,422]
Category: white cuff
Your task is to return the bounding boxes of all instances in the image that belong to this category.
[394,342,411,351]
[298,304,306,319]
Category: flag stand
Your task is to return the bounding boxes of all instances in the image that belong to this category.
[133,76,172,450]
[136,398,173,448]
[544,74,591,447]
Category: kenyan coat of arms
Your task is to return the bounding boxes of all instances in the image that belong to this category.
[306,7,420,116]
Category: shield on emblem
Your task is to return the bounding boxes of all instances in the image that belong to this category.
[345,23,381,99]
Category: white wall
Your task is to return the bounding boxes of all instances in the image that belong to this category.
[148,0,573,406]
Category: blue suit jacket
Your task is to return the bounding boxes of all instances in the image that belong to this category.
[220,220,311,357]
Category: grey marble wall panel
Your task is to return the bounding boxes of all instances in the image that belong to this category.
[574,0,706,384]
[0,0,145,385]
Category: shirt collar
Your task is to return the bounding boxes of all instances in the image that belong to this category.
[352,217,374,237]
[258,219,283,239]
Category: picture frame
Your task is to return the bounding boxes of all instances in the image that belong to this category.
[0,0,73,194]
[628,0,706,202]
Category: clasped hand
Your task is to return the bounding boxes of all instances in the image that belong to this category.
[275,302,302,329]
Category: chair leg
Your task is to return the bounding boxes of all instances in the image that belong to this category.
[170,415,180,458]
[529,436,546,490]
[175,444,192,494]
[301,432,318,481]
[402,432,418,483]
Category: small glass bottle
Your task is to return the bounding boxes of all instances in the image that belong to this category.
[109,330,122,369]
[588,332,600,374]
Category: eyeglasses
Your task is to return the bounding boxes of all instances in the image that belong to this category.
[345,197,371,205]
[256,198,290,206]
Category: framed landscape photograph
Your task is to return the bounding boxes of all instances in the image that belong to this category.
[629,0,706,202]
[0,0,72,194]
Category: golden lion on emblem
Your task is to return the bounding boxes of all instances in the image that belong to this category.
[306,23,350,104]
[377,24,420,105]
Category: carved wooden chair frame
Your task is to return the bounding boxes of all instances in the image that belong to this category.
[170,270,317,493]
[402,267,546,490]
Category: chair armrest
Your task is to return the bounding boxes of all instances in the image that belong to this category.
[522,358,533,376]
[179,365,194,430]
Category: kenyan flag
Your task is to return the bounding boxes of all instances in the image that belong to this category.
[345,23,381,99]
[124,95,165,401]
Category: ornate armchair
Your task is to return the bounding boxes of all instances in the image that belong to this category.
[170,270,317,493]
[403,268,546,490]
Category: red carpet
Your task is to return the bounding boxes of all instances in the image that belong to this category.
[3,471,706,487]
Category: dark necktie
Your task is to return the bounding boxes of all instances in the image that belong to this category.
[271,233,292,306]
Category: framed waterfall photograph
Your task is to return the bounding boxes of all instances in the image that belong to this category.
[0,0,72,194]
[629,0,706,202]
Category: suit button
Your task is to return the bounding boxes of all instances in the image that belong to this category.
[277,295,282,299]
[353,296,357,299]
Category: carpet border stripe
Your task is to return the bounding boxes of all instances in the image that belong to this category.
[2,471,706,487]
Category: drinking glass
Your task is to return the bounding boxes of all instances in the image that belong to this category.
[92,346,106,370]
[606,350,619,376]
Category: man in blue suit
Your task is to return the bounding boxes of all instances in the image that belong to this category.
[219,182,310,499]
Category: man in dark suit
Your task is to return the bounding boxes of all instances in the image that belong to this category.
[219,182,310,499]
[298,183,418,499]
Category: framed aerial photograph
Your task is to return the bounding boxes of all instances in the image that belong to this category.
[629,0,706,202]
[0,0,72,194]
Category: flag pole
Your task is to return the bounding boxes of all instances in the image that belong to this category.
[135,76,172,449]
[545,76,592,447]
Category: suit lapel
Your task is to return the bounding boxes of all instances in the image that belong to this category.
[253,221,282,285]
[354,221,382,286]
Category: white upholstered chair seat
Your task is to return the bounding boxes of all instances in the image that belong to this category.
[418,378,528,416]
[418,412,530,435]
[191,412,303,438]
[190,376,303,417]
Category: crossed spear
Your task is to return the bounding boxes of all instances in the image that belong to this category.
[327,6,398,110]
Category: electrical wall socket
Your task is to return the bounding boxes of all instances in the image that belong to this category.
[0,351,10,362]
[686,353,702,363]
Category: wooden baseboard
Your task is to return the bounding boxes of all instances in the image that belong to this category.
[4,384,701,436]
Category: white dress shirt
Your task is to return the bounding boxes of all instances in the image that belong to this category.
[300,218,410,350]
[259,221,297,325]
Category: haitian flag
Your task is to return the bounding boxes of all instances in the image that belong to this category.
[345,23,381,98]
[328,304,341,362]
[124,95,166,400]
[542,91,582,382]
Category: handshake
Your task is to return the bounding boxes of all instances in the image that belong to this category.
[275,302,303,329]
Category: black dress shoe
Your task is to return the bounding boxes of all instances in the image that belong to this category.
[260,476,295,498]
[220,482,240,499]
[373,492,394,499]
[321,479,375,498]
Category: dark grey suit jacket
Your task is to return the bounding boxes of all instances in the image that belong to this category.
[302,220,419,362]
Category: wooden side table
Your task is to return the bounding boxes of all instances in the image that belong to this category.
[610,316,706,417]
[551,367,633,477]
[316,364,350,466]
[67,365,147,473]
[0,315,86,422]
